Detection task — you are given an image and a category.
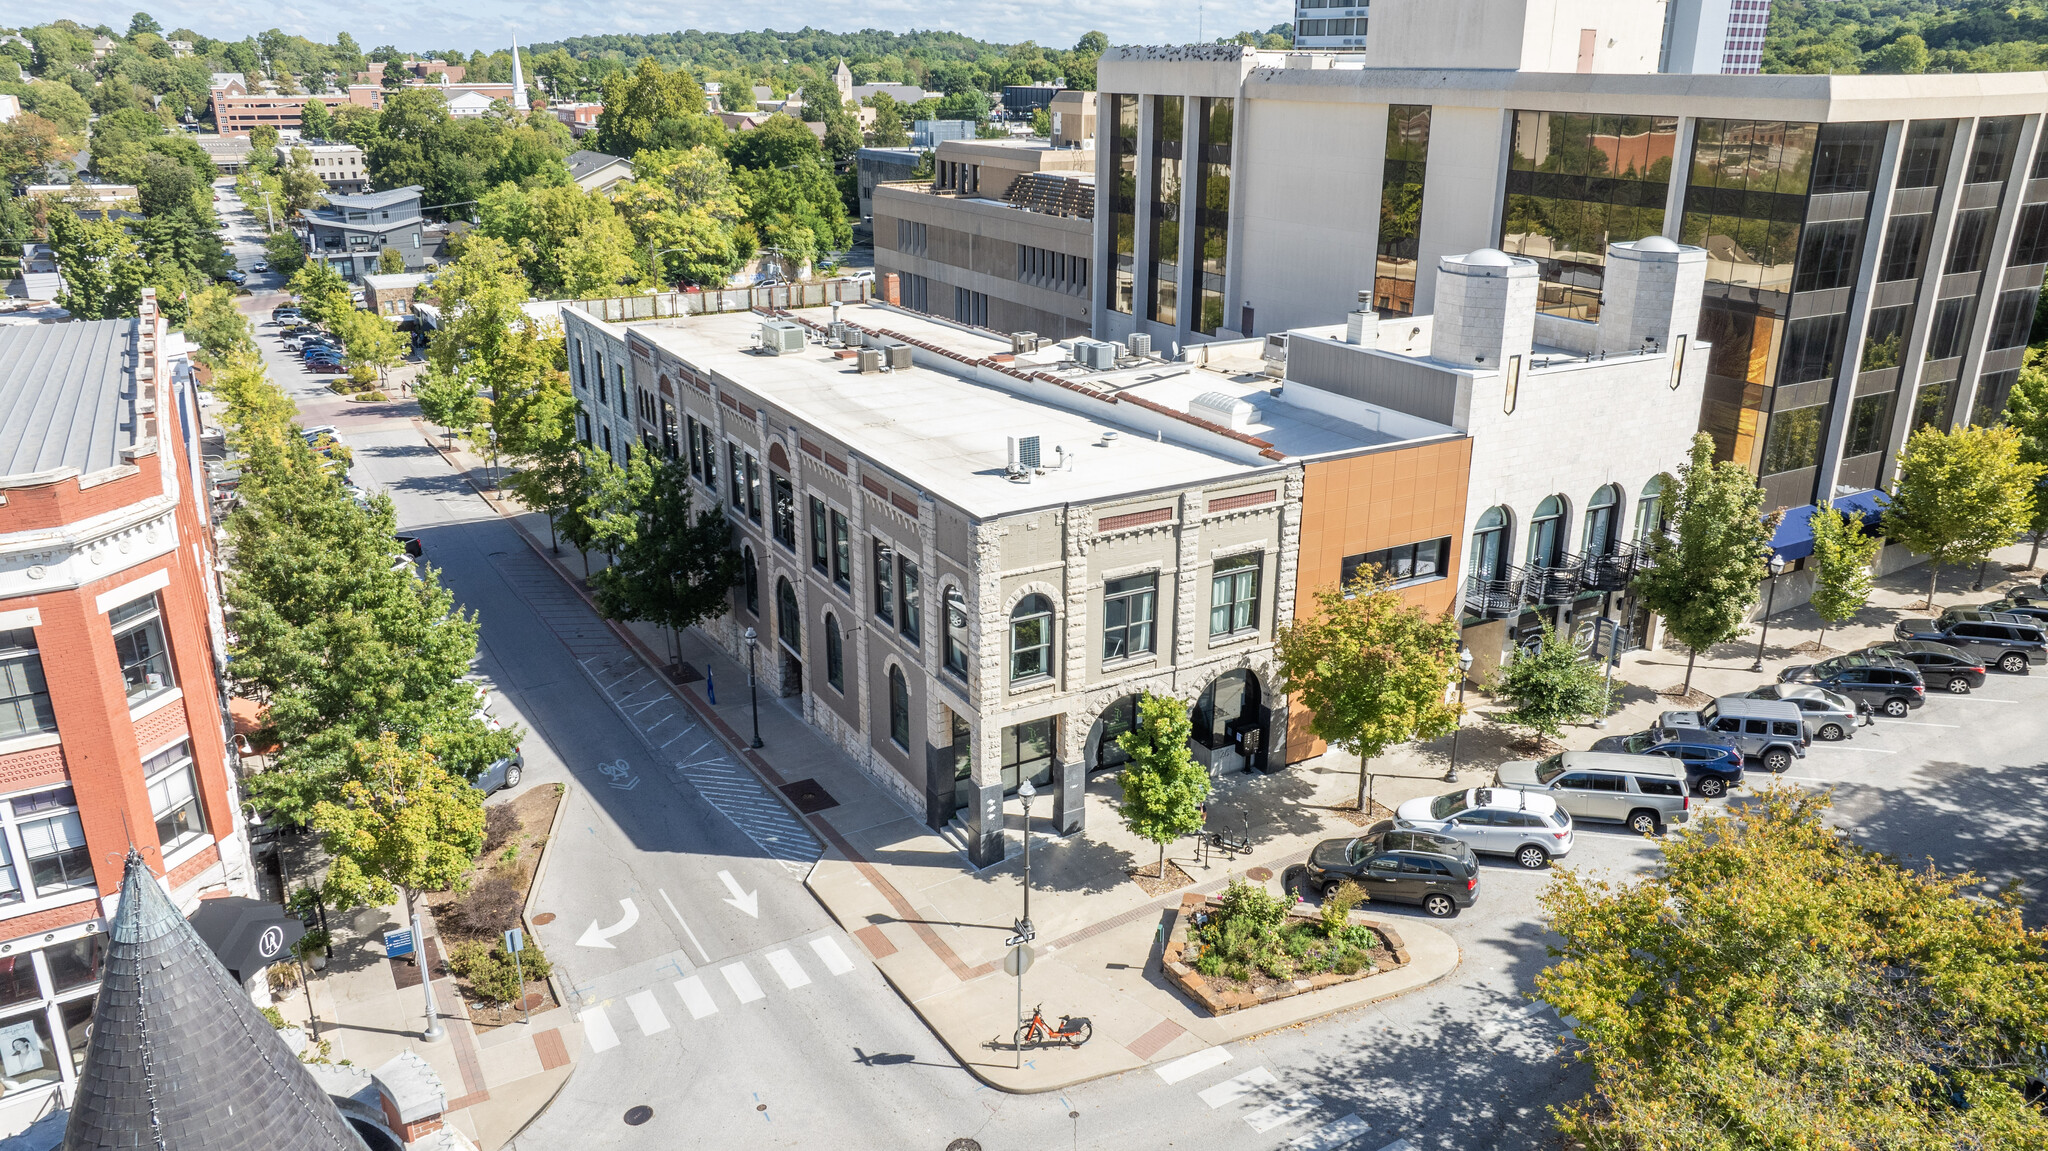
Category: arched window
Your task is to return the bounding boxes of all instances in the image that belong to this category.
[943,585,969,678]
[1192,670,1260,750]
[1635,476,1667,542]
[776,578,800,651]
[888,666,910,749]
[1583,484,1621,558]
[1010,594,1053,682]
[741,546,759,615]
[825,613,844,692]
[1093,694,1141,774]
[1528,495,1567,569]
[1470,506,1511,581]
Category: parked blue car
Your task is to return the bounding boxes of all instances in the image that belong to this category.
[1588,727,1746,798]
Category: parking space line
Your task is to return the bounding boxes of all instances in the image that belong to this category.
[1947,697,2018,703]
[1808,745,1896,753]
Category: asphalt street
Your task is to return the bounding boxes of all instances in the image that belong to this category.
[221,177,2048,1151]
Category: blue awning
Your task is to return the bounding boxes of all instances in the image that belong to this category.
[1768,488,1887,562]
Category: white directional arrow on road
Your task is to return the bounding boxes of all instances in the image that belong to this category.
[717,870,759,918]
[576,898,641,948]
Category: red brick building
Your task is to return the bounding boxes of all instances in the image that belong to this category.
[0,290,250,1125]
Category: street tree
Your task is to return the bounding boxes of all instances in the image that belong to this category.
[592,451,740,644]
[378,247,406,274]
[182,283,256,364]
[287,260,352,324]
[264,227,307,274]
[48,207,147,319]
[313,734,484,920]
[1537,786,2048,1149]
[1493,623,1607,743]
[335,308,406,391]
[1632,433,1779,693]
[578,446,644,570]
[1809,505,1881,648]
[1114,692,1209,882]
[1274,569,1461,811]
[501,405,582,550]
[426,235,530,381]
[415,367,482,447]
[1882,424,2043,611]
[298,94,334,141]
[2002,361,2048,570]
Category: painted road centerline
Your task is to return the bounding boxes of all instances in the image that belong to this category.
[625,990,670,1036]
[579,1006,620,1053]
[722,962,765,1004]
[674,976,719,1020]
[658,889,712,964]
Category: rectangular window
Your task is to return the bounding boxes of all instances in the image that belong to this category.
[831,510,851,590]
[0,837,19,905]
[902,273,928,313]
[899,558,921,645]
[1761,402,1826,476]
[952,287,987,327]
[0,630,56,739]
[896,219,926,254]
[1193,95,1233,334]
[617,365,627,414]
[1374,105,1432,317]
[745,454,762,524]
[21,811,91,896]
[1896,120,1955,189]
[686,416,705,482]
[872,539,895,624]
[771,475,795,549]
[1148,94,1184,326]
[1209,553,1261,637]
[809,497,829,572]
[727,444,744,512]
[1946,209,1996,275]
[1340,537,1451,590]
[1508,111,1681,320]
[144,740,207,854]
[1989,288,2037,349]
[1877,215,1931,282]
[1925,296,1973,361]
[2012,202,2048,267]
[1101,574,1157,660]
[1107,93,1139,315]
[1974,369,2021,427]
[1792,219,1864,292]
[1861,304,1912,372]
[1843,391,1892,457]
[1968,116,2024,185]
[109,595,174,705]
[1780,313,1846,384]
[1914,379,1955,430]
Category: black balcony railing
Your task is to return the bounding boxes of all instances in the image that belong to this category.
[1463,543,1645,620]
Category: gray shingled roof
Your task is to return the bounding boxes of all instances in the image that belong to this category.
[322,185,423,212]
[61,854,366,1151]
[565,150,627,180]
[0,320,137,481]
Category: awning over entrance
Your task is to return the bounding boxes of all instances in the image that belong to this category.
[188,897,305,981]
[1767,489,1886,563]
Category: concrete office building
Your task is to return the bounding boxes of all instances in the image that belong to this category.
[562,300,1469,866]
[1097,0,2048,513]
[0,291,252,1130]
[271,140,367,193]
[875,136,1098,338]
[1663,0,1774,75]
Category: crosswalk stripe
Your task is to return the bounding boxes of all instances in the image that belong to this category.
[579,1006,620,1052]
[1374,1141,1419,1151]
[1244,1092,1320,1134]
[1289,1115,1370,1151]
[1155,1046,1233,1084]
[674,976,719,1020]
[809,936,855,975]
[765,949,811,989]
[722,962,765,1003]
[1198,1066,1277,1108]
[625,990,669,1035]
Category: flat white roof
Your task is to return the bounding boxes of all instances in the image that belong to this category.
[619,304,1444,518]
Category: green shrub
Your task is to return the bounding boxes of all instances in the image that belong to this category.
[261,1006,288,1029]
[449,937,553,1004]
[1318,880,1367,936]
[1187,878,1381,984]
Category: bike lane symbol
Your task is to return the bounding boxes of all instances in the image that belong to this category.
[598,759,640,791]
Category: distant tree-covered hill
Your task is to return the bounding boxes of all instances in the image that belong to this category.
[1766,0,2048,74]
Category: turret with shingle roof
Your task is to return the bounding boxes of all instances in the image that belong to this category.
[61,853,366,1151]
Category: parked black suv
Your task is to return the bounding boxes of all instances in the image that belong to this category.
[1862,640,1986,693]
[1976,600,2048,627]
[1780,651,1925,716]
[1589,728,1746,798]
[1895,611,2048,673]
[1302,825,1478,918]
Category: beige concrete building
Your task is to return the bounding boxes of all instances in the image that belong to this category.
[1097,0,2048,513]
[874,138,1097,338]
[272,141,366,193]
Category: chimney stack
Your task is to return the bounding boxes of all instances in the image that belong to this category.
[1428,249,1536,370]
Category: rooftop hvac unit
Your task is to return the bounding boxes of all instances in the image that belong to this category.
[880,340,913,369]
[1007,434,1042,474]
[1011,331,1041,354]
[1126,332,1151,359]
[760,319,805,355]
[857,347,883,373]
[1076,340,1118,371]
[826,320,849,343]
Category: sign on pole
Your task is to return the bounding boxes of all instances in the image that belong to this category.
[1003,944,1033,977]
[504,928,524,953]
[383,928,416,959]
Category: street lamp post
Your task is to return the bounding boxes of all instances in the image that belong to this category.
[414,898,444,1042]
[1445,647,1474,784]
[742,626,763,749]
[1016,781,1035,941]
[1749,554,1789,672]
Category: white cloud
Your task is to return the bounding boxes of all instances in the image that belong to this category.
[11,0,1292,52]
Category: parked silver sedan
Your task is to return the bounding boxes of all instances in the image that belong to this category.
[1743,682,1868,741]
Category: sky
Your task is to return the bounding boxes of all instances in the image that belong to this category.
[10,0,1293,52]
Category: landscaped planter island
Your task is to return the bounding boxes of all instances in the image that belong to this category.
[1160,883,1412,1016]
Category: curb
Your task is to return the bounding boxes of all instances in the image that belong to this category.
[521,781,576,1013]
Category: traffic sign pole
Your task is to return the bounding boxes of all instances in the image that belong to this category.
[506,928,528,1025]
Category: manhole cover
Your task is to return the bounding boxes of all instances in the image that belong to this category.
[624,1106,653,1126]
[779,778,840,814]
[521,991,545,1010]
[532,913,556,925]
[1247,867,1274,882]
[946,1142,982,1151]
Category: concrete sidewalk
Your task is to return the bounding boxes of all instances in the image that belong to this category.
[414,419,2047,1093]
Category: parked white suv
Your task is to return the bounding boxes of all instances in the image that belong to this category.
[1394,788,1574,870]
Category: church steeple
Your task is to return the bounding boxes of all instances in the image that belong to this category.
[510,31,529,112]
[62,853,365,1151]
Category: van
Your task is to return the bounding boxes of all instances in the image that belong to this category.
[1657,696,1808,772]
[1494,751,1691,836]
